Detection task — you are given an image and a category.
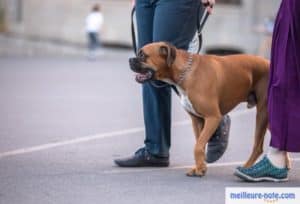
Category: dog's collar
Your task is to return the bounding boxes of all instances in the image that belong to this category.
[176,53,194,85]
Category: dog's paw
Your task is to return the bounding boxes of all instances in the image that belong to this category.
[186,167,206,177]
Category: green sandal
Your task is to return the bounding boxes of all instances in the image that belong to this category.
[234,156,289,182]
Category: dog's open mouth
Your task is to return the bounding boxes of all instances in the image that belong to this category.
[135,69,154,83]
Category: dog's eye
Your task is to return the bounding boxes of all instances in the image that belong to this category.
[138,50,145,59]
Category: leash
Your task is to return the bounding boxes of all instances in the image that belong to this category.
[196,3,212,54]
[131,3,211,55]
[130,3,211,94]
[131,7,138,56]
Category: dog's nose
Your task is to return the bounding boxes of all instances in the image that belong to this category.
[129,58,140,71]
[129,58,137,66]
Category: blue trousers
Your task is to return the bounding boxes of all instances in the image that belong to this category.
[136,0,201,157]
[87,32,100,50]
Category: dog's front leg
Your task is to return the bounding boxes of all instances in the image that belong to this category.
[190,114,204,140]
[187,115,222,177]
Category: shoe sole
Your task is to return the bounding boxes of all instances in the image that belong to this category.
[114,160,169,168]
[206,115,231,163]
[234,169,288,182]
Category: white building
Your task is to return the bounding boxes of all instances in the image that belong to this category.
[0,0,281,54]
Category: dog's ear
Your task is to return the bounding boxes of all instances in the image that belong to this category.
[159,43,176,67]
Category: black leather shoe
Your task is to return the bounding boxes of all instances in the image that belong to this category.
[114,147,169,167]
[206,115,231,163]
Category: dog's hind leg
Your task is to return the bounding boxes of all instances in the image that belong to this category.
[244,83,268,168]
[285,153,292,170]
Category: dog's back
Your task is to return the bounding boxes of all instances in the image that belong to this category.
[198,54,270,114]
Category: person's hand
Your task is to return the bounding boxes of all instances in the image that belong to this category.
[201,0,215,14]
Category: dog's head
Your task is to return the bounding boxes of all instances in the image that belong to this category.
[129,42,177,83]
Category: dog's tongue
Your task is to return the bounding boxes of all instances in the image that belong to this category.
[135,73,148,83]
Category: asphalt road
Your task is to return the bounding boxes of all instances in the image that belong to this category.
[0,54,299,204]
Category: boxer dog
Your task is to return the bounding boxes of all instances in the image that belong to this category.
[129,42,283,177]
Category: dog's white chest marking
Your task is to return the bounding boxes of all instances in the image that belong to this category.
[180,94,202,117]
[162,79,202,117]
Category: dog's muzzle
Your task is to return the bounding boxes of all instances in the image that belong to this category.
[129,58,155,83]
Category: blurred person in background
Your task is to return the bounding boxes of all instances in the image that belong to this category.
[115,0,232,168]
[85,4,103,59]
[235,0,300,182]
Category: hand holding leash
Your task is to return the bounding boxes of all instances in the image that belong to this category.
[201,0,215,13]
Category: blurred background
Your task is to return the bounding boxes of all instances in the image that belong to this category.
[2,2,300,204]
[0,0,280,57]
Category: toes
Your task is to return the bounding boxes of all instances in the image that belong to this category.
[186,169,197,177]
[186,168,206,177]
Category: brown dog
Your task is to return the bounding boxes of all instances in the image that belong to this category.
[129,42,272,177]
